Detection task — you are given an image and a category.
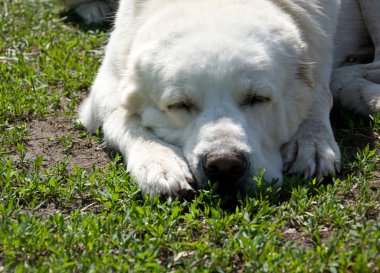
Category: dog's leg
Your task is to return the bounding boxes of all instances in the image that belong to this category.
[78,0,196,197]
[359,0,380,86]
[79,0,147,131]
[281,1,341,179]
[102,108,196,197]
[281,84,341,179]
[359,0,380,58]
[333,0,380,114]
[80,72,196,197]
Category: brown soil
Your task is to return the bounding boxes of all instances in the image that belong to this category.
[281,228,314,250]
[24,116,111,169]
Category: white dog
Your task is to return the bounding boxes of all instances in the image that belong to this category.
[77,0,380,196]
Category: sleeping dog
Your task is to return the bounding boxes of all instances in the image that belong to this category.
[70,0,380,196]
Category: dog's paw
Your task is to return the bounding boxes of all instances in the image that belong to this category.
[364,61,380,84]
[340,78,380,114]
[331,62,380,114]
[127,144,196,198]
[281,120,341,179]
[331,64,367,98]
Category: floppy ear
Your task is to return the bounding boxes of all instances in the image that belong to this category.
[298,54,315,87]
[123,84,144,115]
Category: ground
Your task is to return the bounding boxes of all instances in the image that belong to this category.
[0,0,379,272]
[25,116,110,169]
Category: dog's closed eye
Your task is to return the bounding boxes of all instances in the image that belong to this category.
[167,100,198,112]
[240,92,271,107]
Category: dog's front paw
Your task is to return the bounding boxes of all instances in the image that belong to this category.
[127,144,196,197]
[281,120,341,179]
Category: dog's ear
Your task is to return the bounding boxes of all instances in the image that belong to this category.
[298,54,314,87]
[123,84,143,115]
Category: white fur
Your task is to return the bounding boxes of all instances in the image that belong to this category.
[77,0,380,196]
[331,0,380,114]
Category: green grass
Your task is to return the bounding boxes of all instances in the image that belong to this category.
[1,0,379,272]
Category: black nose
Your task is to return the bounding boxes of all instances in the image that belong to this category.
[203,152,247,183]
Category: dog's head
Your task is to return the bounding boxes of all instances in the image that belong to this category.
[122,1,314,193]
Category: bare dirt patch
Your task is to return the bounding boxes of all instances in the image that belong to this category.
[281,228,313,250]
[25,116,111,169]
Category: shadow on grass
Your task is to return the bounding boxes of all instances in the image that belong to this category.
[60,10,114,32]
[331,104,378,166]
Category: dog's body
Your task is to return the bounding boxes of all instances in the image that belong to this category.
[76,0,380,196]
